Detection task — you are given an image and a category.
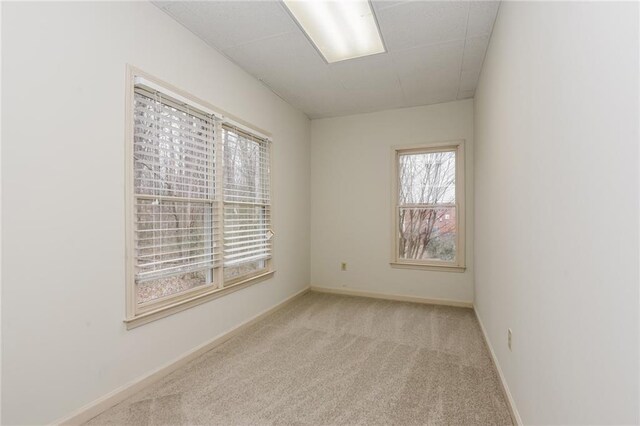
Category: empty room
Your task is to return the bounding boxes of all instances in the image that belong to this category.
[1,0,639,424]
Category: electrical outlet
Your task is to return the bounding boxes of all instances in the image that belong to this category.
[341,262,347,271]
[508,328,512,351]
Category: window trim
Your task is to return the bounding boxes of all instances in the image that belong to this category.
[124,65,275,329]
[390,140,466,272]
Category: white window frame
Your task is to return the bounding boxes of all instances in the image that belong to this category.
[124,66,274,329]
[221,124,274,286]
[390,140,466,272]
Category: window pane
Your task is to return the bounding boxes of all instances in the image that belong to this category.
[138,271,207,304]
[224,260,266,284]
[398,150,455,204]
[134,93,214,200]
[223,204,271,266]
[133,90,218,307]
[222,126,272,273]
[135,198,214,303]
[223,129,270,204]
[398,207,456,262]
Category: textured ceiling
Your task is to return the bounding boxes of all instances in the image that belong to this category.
[153,1,500,118]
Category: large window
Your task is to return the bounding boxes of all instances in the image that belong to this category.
[391,142,465,271]
[125,70,273,328]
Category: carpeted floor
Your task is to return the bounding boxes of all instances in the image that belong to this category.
[87,291,513,425]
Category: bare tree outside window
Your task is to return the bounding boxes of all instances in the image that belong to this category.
[397,149,458,263]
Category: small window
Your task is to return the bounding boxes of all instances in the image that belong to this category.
[125,70,274,328]
[391,142,465,271]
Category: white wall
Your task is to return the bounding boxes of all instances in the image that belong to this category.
[474,2,639,424]
[1,2,310,424]
[310,100,474,303]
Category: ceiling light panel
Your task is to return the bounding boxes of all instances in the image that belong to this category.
[282,0,386,63]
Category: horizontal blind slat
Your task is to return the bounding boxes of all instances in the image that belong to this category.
[137,253,217,269]
[137,240,220,252]
[224,248,272,261]
[134,113,215,142]
[134,134,214,159]
[135,97,215,133]
[224,242,271,252]
[134,121,214,148]
[137,246,218,259]
[135,232,219,242]
[134,150,214,174]
[136,261,217,283]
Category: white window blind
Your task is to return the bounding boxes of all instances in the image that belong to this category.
[222,125,272,271]
[126,74,277,326]
[133,89,219,293]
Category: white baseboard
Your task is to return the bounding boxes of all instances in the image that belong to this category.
[309,286,473,308]
[54,286,310,425]
[474,308,523,425]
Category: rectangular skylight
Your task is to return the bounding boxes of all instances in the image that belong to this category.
[282,0,386,63]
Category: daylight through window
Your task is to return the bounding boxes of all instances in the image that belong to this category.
[127,77,273,326]
[393,143,465,270]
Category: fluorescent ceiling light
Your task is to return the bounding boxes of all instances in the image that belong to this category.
[282,0,386,63]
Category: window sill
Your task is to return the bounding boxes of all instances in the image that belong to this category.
[124,270,275,330]
[390,262,466,273]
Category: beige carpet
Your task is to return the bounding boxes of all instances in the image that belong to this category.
[87,291,513,425]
